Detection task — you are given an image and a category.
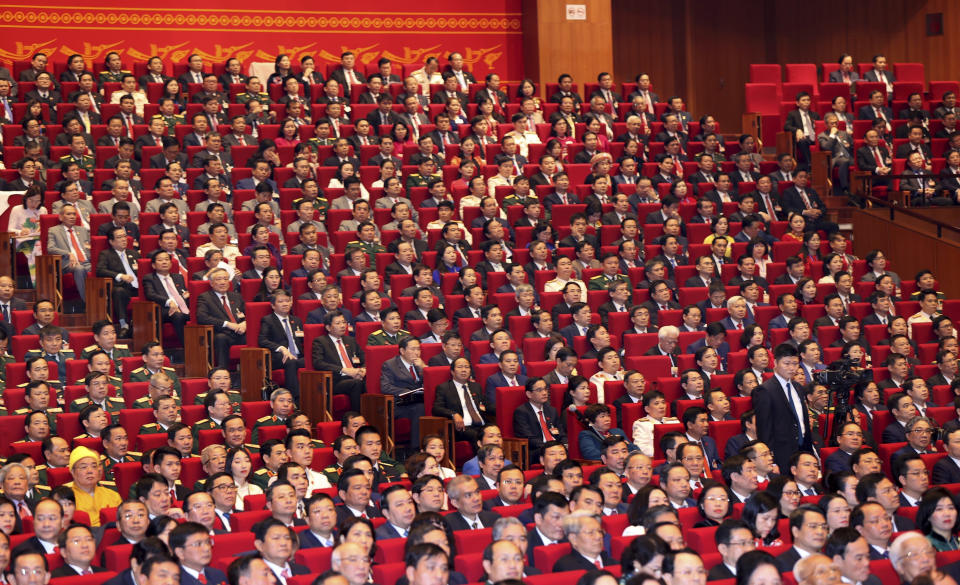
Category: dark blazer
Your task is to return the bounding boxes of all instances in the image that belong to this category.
[196,289,246,332]
[329,68,366,94]
[784,109,819,136]
[433,380,491,421]
[707,563,735,582]
[753,375,812,473]
[863,70,896,84]
[485,372,529,405]
[297,529,334,549]
[933,456,960,484]
[775,547,802,573]
[266,563,309,582]
[51,566,107,578]
[857,104,894,122]
[311,335,365,375]
[882,421,908,444]
[103,570,137,585]
[179,567,227,585]
[380,355,423,397]
[512,401,564,455]
[258,312,305,368]
[781,186,827,217]
[366,109,400,130]
[444,510,501,531]
[95,247,140,284]
[142,272,188,309]
[552,551,616,572]
[306,306,355,327]
[335,505,381,526]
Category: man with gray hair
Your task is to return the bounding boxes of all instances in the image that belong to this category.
[645,325,680,372]
[0,462,32,518]
[330,542,371,585]
[889,532,938,584]
[490,516,542,576]
[721,295,753,330]
[443,475,501,531]
[893,416,938,460]
[506,283,537,318]
[552,511,614,571]
[792,554,841,585]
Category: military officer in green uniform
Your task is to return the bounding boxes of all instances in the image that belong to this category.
[251,439,288,490]
[17,357,62,399]
[221,414,259,454]
[76,350,123,390]
[129,342,181,395]
[60,135,96,174]
[366,307,409,346]
[346,223,386,269]
[235,77,271,105]
[137,395,180,435]
[355,425,406,484]
[36,436,71,486]
[69,372,125,422]
[131,371,181,410]
[14,380,62,432]
[252,388,296,443]
[404,159,442,189]
[288,412,325,448]
[192,368,242,414]
[25,326,75,386]
[100,423,139,484]
[153,110,184,136]
[501,179,539,209]
[322,435,360,485]
[588,253,631,290]
[81,320,133,374]
[15,409,56,443]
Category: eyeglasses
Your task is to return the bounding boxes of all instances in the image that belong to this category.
[782,490,802,497]
[14,569,46,576]
[184,539,213,549]
[213,483,238,491]
[910,428,934,434]
[705,496,729,502]
[904,547,936,560]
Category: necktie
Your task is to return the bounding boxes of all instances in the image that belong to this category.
[198,573,207,584]
[763,194,777,220]
[538,410,554,440]
[0,304,8,323]
[461,383,482,424]
[785,382,804,444]
[68,228,86,262]
[82,569,93,576]
[155,135,163,147]
[124,115,134,138]
[1,97,12,122]
[17,502,30,519]
[169,487,177,501]
[119,250,138,288]
[873,147,883,167]
[281,568,292,579]
[804,487,816,496]
[283,318,299,357]
[337,339,351,367]
[222,295,236,323]
[360,512,368,519]
[799,190,812,208]
[409,365,418,380]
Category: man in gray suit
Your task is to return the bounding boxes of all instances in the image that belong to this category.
[47,204,91,302]
[817,113,854,198]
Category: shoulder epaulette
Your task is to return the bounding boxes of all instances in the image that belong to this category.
[130,367,146,374]
[115,344,129,350]
[107,397,124,404]
[83,344,99,352]
[256,415,273,423]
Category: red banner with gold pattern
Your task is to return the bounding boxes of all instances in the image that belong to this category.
[0,0,523,80]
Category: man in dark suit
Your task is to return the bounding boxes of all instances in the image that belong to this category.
[0,275,27,337]
[710,519,757,581]
[781,171,840,234]
[141,250,189,346]
[375,485,416,540]
[49,524,108,577]
[512,378,564,458]
[444,475,501,531]
[826,528,884,585]
[863,55,896,94]
[195,268,246,369]
[551,513,615,572]
[257,290,305,404]
[858,90,894,125]
[775,505,829,573]
[170,522,227,585]
[379,336,426,448]
[310,311,364,412]
[783,92,819,171]
[753,343,814,474]
[335,469,381,525]
[329,53,366,98]
[253,518,310,580]
[933,424,960,484]
[484,351,529,405]
[432,357,491,444]
[95,226,140,337]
